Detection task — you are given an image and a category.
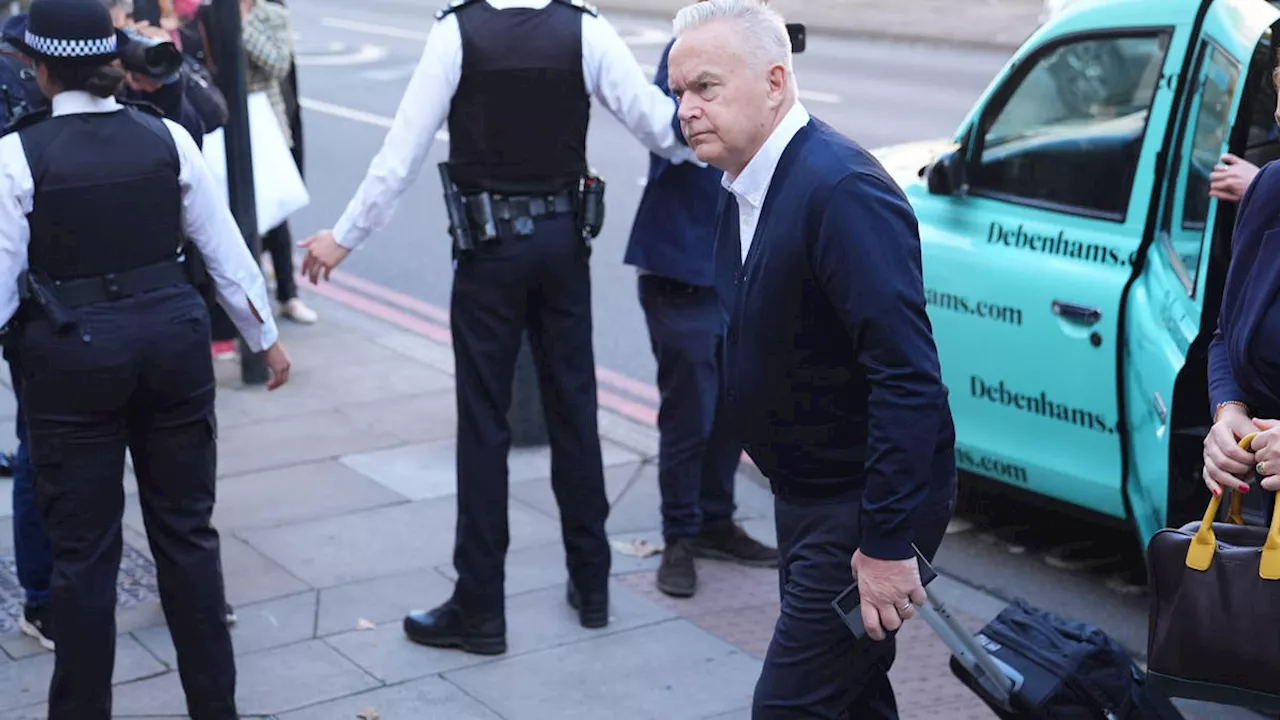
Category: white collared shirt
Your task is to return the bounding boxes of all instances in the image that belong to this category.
[331,0,700,251]
[0,91,279,351]
[722,100,811,264]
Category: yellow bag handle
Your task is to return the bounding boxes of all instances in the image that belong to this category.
[1186,432,1280,578]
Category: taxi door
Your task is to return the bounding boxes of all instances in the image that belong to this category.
[914,0,1201,519]
[1123,0,1279,544]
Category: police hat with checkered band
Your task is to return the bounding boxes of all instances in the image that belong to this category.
[10,0,131,65]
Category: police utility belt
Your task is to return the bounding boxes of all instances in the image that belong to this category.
[15,257,194,334]
[437,161,606,253]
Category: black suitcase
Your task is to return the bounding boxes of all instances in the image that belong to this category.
[919,593,1185,719]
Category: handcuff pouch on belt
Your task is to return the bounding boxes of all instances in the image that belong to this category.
[438,162,606,255]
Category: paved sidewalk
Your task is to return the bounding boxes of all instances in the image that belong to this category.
[591,0,1046,51]
[0,283,1226,719]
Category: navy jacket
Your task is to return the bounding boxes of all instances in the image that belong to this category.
[717,117,956,561]
[623,39,723,287]
[1209,159,1280,416]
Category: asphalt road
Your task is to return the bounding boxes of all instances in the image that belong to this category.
[278,4,1264,711]
[284,0,1013,389]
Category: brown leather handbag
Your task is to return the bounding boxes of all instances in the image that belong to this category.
[1146,432,1280,712]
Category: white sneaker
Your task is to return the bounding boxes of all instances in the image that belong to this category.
[281,298,318,324]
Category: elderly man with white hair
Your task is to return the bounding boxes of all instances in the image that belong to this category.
[665,1,958,716]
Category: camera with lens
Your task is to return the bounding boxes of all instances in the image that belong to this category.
[118,26,184,82]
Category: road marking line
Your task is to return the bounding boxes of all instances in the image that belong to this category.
[298,97,450,142]
[295,44,388,66]
[320,17,430,41]
[361,62,419,82]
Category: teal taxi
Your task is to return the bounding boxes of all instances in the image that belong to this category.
[871,0,1280,550]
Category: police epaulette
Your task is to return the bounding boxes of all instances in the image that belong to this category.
[435,0,481,20]
[120,98,166,118]
[1,106,49,137]
[550,0,599,16]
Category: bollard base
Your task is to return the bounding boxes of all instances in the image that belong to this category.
[239,338,270,385]
[508,333,548,447]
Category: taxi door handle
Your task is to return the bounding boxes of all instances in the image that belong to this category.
[1052,300,1102,325]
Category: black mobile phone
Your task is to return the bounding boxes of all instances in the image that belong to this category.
[831,544,938,640]
[786,23,806,54]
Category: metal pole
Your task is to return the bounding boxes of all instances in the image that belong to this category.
[210,0,269,385]
[508,332,548,447]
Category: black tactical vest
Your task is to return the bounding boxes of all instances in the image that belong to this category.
[446,1,591,195]
[19,105,183,281]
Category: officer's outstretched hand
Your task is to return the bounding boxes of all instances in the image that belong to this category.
[264,341,292,391]
[299,230,351,285]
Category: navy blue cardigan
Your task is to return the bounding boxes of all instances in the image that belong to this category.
[1209,159,1280,417]
[716,117,957,561]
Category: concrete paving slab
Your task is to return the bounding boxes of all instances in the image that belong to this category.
[238,494,561,588]
[340,437,644,503]
[445,620,762,720]
[324,579,674,685]
[218,534,312,609]
[110,639,381,717]
[337,388,459,446]
[434,535,665,596]
[216,354,454,427]
[214,407,407,478]
[132,590,318,667]
[277,675,504,720]
[0,634,167,713]
[508,459,644,520]
[316,568,456,637]
[205,460,409,532]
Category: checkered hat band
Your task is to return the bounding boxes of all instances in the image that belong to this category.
[25,30,116,57]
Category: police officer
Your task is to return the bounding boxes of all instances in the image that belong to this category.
[0,0,291,715]
[624,0,778,600]
[301,0,698,655]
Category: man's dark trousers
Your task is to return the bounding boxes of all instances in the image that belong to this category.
[450,213,611,614]
[637,274,738,540]
[19,287,236,719]
[7,350,53,609]
[751,466,956,719]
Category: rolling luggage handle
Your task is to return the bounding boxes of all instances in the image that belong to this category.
[1185,431,1280,578]
[916,589,1024,714]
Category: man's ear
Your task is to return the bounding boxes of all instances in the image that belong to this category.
[766,63,788,104]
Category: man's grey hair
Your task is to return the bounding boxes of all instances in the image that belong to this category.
[672,0,794,74]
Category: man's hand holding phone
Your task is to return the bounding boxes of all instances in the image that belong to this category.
[851,550,928,641]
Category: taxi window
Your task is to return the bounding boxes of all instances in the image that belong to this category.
[970,32,1171,221]
[1159,41,1240,295]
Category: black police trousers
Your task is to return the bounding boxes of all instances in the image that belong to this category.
[449,213,611,615]
[16,285,236,720]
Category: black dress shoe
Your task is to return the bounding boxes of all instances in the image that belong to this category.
[566,581,608,629]
[403,601,506,655]
[656,538,697,598]
[688,521,779,568]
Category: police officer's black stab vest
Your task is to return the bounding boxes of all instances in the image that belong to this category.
[18,105,182,281]
[446,1,591,196]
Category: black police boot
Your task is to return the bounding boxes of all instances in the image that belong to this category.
[688,520,779,568]
[656,538,697,598]
[566,580,608,629]
[403,600,506,656]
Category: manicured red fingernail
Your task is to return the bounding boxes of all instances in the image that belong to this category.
[1241,485,1251,493]
[1213,487,1222,496]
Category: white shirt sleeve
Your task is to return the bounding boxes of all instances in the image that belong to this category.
[331,14,462,251]
[0,134,32,330]
[581,12,697,164]
[165,119,280,353]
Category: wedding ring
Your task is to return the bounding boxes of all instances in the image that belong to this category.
[1258,461,1268,476]
[901,601,913,612]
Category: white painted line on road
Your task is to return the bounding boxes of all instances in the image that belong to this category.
[321,17,429,42]
[617,27,670,46]
[299,97,451,142]
[295,44,388,66]
[361,62,419,82]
